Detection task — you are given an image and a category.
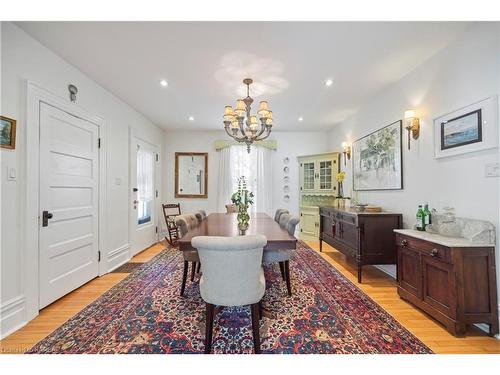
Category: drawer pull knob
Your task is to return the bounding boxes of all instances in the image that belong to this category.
[400,239,408,246]
[430,249,438,257]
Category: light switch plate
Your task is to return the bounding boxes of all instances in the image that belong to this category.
[485,162,499,177]
[7,167,16,181]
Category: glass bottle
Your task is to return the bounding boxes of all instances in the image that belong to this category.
[416,205,424,231]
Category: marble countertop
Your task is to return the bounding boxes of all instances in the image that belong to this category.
[394,229,494,248]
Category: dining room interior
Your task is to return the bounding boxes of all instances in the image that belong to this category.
[1,3,500,368]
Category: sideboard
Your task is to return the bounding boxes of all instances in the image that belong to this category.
[395,229,498,336]
[319,206,402,283]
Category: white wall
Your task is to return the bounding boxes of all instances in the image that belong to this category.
[328,23,500,310]
[162,130,329,233]
[0,22,165,338]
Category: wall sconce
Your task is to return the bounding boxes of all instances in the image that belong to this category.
[404,109,420,150]
[341,141,351,165]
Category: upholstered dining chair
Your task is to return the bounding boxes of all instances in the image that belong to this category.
[194,210,207,224]
[274,208,289,223]
[278,212,291,228]
[225,204,238,213]
[192,235,267,354]
[175,213,201,295]
[262,215,299,296]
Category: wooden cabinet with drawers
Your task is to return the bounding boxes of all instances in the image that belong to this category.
[396,230,499,336]
[319,206,402,283]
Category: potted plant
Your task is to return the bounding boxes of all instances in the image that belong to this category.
[231,176,254,233]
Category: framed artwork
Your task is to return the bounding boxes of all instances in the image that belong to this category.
[175,152,208,198]
[353,120,403,191]
[434,97,498,158]
[0,116,17,149]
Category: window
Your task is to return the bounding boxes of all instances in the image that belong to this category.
[218,145,273,215]
[137,146,154,225]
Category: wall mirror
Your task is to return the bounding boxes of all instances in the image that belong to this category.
[175,152,208,198]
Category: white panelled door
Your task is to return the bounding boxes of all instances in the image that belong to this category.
[39,103,100,308]
[130,137,158,255]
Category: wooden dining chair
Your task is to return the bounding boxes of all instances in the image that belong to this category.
[162,203,181,246]
[192,235,267,354]
[262,215,299,296]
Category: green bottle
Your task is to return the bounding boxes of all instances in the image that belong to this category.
[423,203,431,229]
[416,205,424,231]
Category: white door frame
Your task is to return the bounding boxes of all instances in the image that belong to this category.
[24,81,107,322]
[129,127,160,255]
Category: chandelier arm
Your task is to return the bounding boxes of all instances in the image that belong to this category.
[255,128,272,141]
[255,119,267,139]
[224,126,246,142]
[237,116,248,141]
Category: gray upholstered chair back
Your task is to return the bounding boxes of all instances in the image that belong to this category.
[274,209,289,223]
[198,210,207,220]
[285,216,300,236]
[279,213,291,228]
[175,214,199,237]
[225,204,238,213]
[192,235,267,306]
[194,212,203,224]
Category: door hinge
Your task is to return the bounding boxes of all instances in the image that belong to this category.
[98,250,101,262]
[156,154,159,162]
[98,138,101,148]
[156,190,158,198]
[155,226,158,234]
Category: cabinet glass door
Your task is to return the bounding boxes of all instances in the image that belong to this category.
[319,160,332,190]
[303,162,315,190]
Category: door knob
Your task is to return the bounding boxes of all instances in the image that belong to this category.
[400,239,408,246]
[42,211,53,227]
[430,248,438,257]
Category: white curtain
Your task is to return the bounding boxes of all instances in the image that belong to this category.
[217,146,233,213]
[217,145,273,215]
[137,147,154,201]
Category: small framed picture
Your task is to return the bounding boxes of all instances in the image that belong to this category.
[0,116,17,149]
[440,109,482,150]
[434,97,497,158]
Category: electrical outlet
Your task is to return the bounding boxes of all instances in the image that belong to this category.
[485,162,499,177]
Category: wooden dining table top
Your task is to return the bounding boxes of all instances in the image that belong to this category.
[178,212,297,251]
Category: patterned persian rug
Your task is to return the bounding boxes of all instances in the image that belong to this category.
[28,242,432,354]
[111,262,145,273]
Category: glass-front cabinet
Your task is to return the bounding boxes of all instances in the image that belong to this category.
[297,152,340,241]
[299,154,338,194]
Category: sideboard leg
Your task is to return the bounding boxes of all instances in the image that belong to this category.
[357,263,362,283]
[319,239,323,252]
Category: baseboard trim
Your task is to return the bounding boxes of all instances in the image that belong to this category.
[0,296,26,339]
[106,243,131,273]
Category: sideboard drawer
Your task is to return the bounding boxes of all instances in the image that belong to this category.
[396,234,451,263]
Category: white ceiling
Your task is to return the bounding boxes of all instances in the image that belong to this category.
[17,22,470,131]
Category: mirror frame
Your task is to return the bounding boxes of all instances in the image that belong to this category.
[174,152,208,198]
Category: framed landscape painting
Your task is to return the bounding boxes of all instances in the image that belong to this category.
[353,120,403,191]
[0,116,17,149]
[434,97,498,158]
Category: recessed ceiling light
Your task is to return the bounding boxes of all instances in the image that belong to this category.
[188,116,194,121]
[325,79,334,87]
[298,117,303,122]
[159,79,168,87]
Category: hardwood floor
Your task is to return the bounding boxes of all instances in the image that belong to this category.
[1,240,499,354]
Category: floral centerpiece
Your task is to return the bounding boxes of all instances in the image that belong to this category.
[231,176,254,233]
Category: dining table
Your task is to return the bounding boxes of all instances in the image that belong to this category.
[178,212,297,252]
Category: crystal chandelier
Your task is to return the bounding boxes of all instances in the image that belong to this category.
[223,78,273,153]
